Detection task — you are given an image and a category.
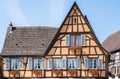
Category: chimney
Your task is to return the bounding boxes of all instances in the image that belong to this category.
[9,22,13,33]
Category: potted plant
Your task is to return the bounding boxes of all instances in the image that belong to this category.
[89,70,99,77]
[68,69,76,75]
[33,70,42,77]
[53,70,62,75]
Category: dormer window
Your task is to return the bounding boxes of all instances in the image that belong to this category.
[73,17,77,24]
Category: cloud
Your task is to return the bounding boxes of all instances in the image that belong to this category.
[1,0,29,25]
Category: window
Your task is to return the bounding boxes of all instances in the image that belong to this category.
[111,67,116,74]
[70,35,80,46]
[68,59,76,69]
[73,17,77,24]
[11,59,18,70]
[28,57,32,70]
[117,66,120,74]
[66,34,85,46]
[6,58,10,70]
[89,59,97,69]
[115,52,120,63]
[53,59,61,69]
[34,58,46,69]
[84,58,103,69]
[11,58,23,70]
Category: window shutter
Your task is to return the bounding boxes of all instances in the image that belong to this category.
[76,36,81,46]
[66,35,70,46]
[34,59,38,69]
[28,57,32,70]
[81,34,86,46]
[76,58,81,69]
[41,58,46,69]
[98,58,103,69]
[71,35,74,46]
[84,58,88,69]
[18,57,23,69]
[6,58,10,70]
[48,58,52,69]
[62,58,67,69]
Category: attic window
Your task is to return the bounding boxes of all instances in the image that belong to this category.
[73,17,77,24]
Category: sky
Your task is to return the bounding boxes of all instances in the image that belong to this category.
[0,0,120,52]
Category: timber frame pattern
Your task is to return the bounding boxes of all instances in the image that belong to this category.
[2,2,109,79]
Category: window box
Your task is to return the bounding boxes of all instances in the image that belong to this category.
[52,70,62,75]
[33,70,42,77]
[89,70,99,77]
[68,69,76,75]
[69,46,82,50]
[10,70,19,75]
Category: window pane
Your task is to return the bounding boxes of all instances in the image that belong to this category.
[111,67,116,74]
[68,59,76,69]
[53,59,61,69]
[11,59,18,70]
[89,59,93,69]
[94,59,97,68]
[89,59,97,69]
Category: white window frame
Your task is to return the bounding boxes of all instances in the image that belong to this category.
[34,59,41,69]
[34,58,46,69]
[89,59,98,69]
[68,59,76,69]
[53,59,61,69]
[11,59,19,70]
[70,35,81,46]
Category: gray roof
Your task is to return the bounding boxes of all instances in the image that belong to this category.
[1,26,58,56]
[102,31,120,52]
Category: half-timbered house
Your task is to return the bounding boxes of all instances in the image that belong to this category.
[1,2,109,79]
[102,31,120,79]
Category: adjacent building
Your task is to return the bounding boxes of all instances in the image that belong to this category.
[102,31,120,79]
[1,2,109,79]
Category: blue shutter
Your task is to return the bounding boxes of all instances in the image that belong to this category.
[6,58,10,70]
[28,57,32,70]
[84,58,88,69]
[98,58,103,69]
[66,35,70,46]
[81,34,86,46]
[76,58,81,69]
[48,58,52,69]
[62,58,67,69]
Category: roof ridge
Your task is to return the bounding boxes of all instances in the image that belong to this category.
[13,26,58,28]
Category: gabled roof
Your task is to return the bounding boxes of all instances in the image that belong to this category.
[102,31,120,53]
[45,2,108,55]
[1,25,58,56]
